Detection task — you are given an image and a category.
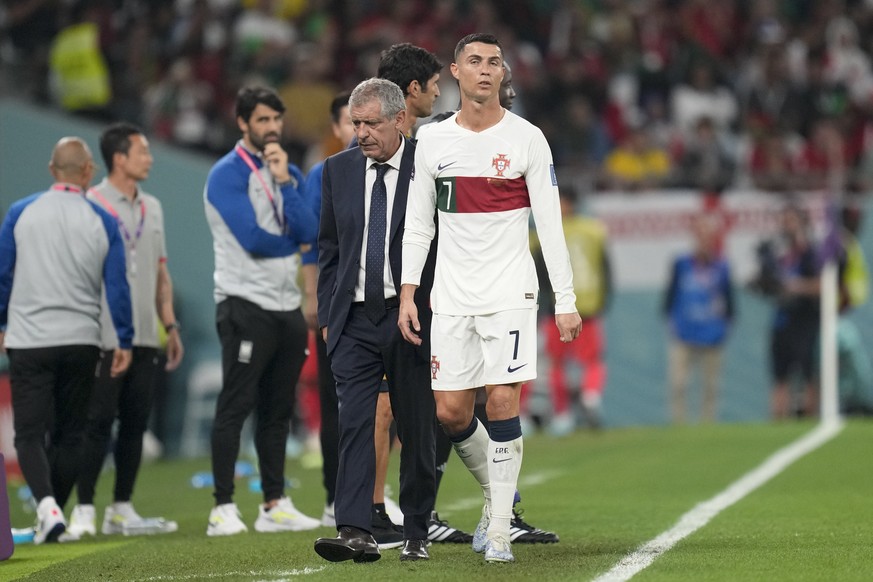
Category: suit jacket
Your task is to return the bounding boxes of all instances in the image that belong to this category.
[317,137,436,358]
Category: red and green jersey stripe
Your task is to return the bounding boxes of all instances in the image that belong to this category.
[436,176,530,213]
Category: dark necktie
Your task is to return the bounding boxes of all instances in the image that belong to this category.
[364,163,389,324]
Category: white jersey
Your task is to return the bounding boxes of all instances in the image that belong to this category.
[402,110,577,316]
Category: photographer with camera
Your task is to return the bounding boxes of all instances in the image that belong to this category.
[750,204,821,419]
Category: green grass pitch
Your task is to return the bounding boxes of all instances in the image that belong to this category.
[3,420,872,581]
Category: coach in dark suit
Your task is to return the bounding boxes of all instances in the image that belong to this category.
[314,78,436,563]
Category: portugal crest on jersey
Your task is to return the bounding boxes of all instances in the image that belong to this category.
[430,355,440,380]
[492,153,510,177]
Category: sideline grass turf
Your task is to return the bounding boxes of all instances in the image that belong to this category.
[4,421,871,581]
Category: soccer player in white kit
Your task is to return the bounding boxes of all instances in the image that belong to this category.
[399,33,582,563]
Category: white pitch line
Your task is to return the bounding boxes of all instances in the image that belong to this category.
[592,419,845,582]
[132,566,326,581]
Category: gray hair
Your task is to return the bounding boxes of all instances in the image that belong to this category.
[349,78,406,119]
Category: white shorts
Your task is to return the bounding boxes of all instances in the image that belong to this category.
[430,308,538,391]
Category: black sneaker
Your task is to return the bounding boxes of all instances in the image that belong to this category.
[427,511,473,543]
[509,508,559,544]
[371,506,403,550]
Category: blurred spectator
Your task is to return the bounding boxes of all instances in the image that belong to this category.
[0,0,59,100]
[675,116,735,193]
[741,46,805,137]
[823,16,873,108]
[797,45,851,138]
[670,60,738,139]
[532,188,612,434]
[48,2,112,117]
[5,0,873,192]
[603,123,671,191]
[142,58,214,150]
[663,213,734,424]
[551,95,611,179]
[278,44,338,169]
[677,0,739,62]
[232,0,296,85]
[794,118,847,192]
[746,128,797,193]
[836,202,873,415]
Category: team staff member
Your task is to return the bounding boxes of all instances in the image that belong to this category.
[67,123,184,538]
[0,137,133,544]
[314,78,437,563]
[400,33,581,564]
[204,85,320,536]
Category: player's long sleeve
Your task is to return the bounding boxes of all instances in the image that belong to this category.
[527,133,578,314]
[401,145,437,288]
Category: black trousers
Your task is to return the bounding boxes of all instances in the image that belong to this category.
[331,304,436,540]
[76,347,159,505]
[211,297,308,505]
[316,332,339,506]
[9,345,100,506]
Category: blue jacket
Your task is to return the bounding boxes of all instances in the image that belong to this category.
[663,254,734,346]
[204,143,317,311]
[0,185,133,349]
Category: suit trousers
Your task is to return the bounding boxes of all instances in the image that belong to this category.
[331,303,436,540]
[211,297,308,505]
[316,332,339,506]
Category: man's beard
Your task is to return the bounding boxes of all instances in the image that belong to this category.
[250,132,280,152]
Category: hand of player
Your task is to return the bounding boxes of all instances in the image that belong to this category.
[164,329,184,371]
[555,312,582,343]
[111,348,133,377]
[263,143,291,184]
[398,285,422,346]
[0,330,5,353]
[321,326,328,344]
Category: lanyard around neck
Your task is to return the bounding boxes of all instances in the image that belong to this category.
[51,183,84,195]
[89,188,146,247]
[235,145,285,230]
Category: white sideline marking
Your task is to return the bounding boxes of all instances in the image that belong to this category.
[592,420,845,582]
[132,566,325,581]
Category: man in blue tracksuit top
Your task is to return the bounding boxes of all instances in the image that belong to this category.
[663,214,734,424]
[0,137,133,544]
[203,85,320,536]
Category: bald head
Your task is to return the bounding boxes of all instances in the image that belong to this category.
[49,137,96,189]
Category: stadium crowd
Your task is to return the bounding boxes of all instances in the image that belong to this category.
[3,0,873,195]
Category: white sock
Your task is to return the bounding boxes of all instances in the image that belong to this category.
[487,436,523,540]
[451,419,492,505]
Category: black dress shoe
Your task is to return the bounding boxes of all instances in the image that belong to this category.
[399,539,429,561]
[314,526,381,563]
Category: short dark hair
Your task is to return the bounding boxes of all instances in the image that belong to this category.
[377,43,443,97]
[235,86,285,123]
[330,91,352,124]
[454,33,502,61]
[99,122,144,172]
